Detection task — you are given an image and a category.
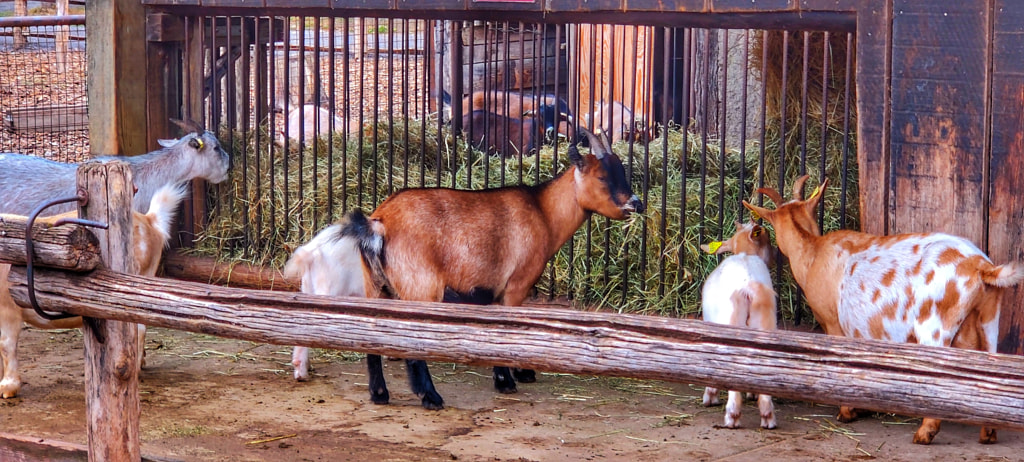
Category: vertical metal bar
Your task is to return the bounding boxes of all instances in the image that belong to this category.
[387,17,395,196]
[717,29,728,239]
[778,31,789,201]
[357,17,366,207]
[698,28,710,247]
[841,31,853,230]
[297,16,307,225]
[738,29,750,221]
[800,30,810,180]
[402,18,411,190]
[328,16,337,217]
[342,16,351,212]
[819,31,831,229]
[372,17,381,204]
[282,17,292,239]
[757,30,769,207]
[678,26,692,285]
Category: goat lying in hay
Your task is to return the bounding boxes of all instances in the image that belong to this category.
[0,118,232,399]
[0,183,188,398]
[338,127,643,410]
[743,175,1024,445]
[700,220,777,430]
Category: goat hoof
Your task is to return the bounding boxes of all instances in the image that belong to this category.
[979,428,997,444]
[912,429,937,445]
[512,368,536,383]
[420,392,444,410]
[370,388,390,405]
[0,379,19,399]
[836,407,859,423]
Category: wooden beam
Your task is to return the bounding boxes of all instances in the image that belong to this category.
[78,161,140,462]
[0,432,180,462]
[7,265,1024,432]
[161,250,300,291]
[86,0,148,156]
[0,213,101,270]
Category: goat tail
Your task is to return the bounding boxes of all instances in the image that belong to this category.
[981,261,1024,288]
[337,210,389,296]
[145,182,189,242]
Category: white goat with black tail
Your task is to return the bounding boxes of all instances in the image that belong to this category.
[283,222,365,381]
[700,219,778,430]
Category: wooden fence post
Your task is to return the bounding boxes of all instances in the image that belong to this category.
[79,161,141,462]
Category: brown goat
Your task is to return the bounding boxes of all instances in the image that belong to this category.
[743,175,1024,445]
[338,127,643,410]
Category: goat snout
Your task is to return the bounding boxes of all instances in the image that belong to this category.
[625,195,644,214]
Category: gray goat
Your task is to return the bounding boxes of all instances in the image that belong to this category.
[0,119,231,215]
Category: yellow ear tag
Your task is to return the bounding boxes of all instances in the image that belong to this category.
[196,138,205,149]
[706,241,723,254]
[749,210,760,221]
[751,228,761,238]
[809,185,822,199]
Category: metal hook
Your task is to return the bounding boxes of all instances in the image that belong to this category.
[25,191,108,321]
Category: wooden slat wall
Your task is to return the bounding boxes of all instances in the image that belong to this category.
[990,2,1024,354]
[572,24,654,127]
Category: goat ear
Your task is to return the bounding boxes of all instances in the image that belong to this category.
[805,177,828,209]
[157,139,178,148]
[701,240,731,255]
[567,140,586,168]
[743,200,774,223]
[189,136,205,150]
[577,126,609,160]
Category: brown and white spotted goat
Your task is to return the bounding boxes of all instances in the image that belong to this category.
[339,127,644,410]
[743,175,1024,445]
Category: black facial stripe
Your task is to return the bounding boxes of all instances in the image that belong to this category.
[600,155,633,202]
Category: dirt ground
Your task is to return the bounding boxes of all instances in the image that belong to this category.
[0,326,1020,462]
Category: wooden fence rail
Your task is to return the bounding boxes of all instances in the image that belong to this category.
[7,264,1024,432]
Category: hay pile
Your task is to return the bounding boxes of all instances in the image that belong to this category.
[192,106,855,323]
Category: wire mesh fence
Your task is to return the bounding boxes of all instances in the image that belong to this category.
[0,14,88,162]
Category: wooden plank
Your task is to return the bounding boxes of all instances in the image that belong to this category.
[78,161,140,462]
[86,0,149,156]
[990,2,1024,355]
[572,24,655,125]
[161,250,300,291]
[3,105,88,133]
[711,0,793,11]
[888,2,988,241]
[8,265,1024,431]
[0,433,180,462]
[854,5,890,236]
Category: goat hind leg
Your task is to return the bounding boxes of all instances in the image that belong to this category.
[406,359,444,410]
[512,368,535,383]
[492,366,518,394]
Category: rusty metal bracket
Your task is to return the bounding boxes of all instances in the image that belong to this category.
[25,190,108,320]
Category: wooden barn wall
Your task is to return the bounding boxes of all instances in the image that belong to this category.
[128,0,1023,352]
[876,2,1023,354]
[989,1,1024,354]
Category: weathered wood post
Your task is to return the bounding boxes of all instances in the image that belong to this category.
[79,161,140,461]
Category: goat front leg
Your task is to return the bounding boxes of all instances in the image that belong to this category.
[758,393,777,429]
[405,359,444,410]
[292,346,310,382]
[837,405,860,422]
[367,354,390,405]
[0,316,21,399]
[913,418,941,445]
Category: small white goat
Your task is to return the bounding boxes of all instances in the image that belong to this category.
[0,183,188,398]
[277,105,357,146]
[744,175,1024,444]
[282,223,365,381]
[699,220,777,430]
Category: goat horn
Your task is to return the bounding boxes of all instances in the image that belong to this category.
[170,118,204,134]
[792,174,811,200]
[756,187,785,205]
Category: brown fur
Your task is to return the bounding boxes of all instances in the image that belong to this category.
[744,175,1023,445]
